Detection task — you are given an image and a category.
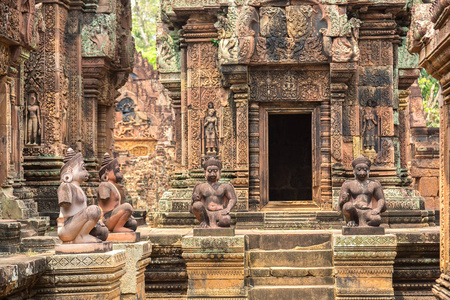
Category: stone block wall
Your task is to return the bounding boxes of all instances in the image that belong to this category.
[408,81,440,211]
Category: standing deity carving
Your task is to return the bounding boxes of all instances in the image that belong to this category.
[26,92,41,145]
[203,102,219,155]
[362,106,378,153]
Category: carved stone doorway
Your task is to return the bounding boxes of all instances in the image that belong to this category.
[268,113,312,202]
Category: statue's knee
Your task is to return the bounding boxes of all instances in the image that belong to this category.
[368,214,382,226]
[342,201,355,212]
[122,203,133,214]
[192,201,204,212]
[218,214,231,227]
[86,205,102,221]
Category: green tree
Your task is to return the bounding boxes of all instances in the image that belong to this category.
[418,69,440,127]
[131,0,158,68]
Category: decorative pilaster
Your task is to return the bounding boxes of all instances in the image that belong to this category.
[334,234,397,299]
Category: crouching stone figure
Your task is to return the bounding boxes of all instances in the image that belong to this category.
[58,148,108,243]
[97,153,137,232]
[338,155,387,227]
[190,157,237,228]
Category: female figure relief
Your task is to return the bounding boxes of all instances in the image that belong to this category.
[204,102,219,154]
[362,106,378,151]
[26,92,41,145]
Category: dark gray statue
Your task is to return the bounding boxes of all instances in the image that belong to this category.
[338,155,387,227]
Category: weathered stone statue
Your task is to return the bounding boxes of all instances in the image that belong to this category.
[203,102,219,154]
[58,148,108,243]
[190,157,237,228]
[98,153,137,232]
[338,155,387,227]
[26,92,41,145]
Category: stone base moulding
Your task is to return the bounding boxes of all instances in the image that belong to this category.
[182,235,247,299]
[33,250,126,299]
[107,232,141,243]
[333,234,397,300]
[112,241,152,300]
[54,241,113,254]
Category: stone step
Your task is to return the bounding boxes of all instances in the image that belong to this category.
[246,231,332,250]
[248,249,333,268]
[20,229,38,239]
[249,285,334,300]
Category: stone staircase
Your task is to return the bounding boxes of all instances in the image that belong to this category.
[264,212,320,229]
[246,231,335,300]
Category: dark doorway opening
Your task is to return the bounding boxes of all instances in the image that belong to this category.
[269,114,312,201]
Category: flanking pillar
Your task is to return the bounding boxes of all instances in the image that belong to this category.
[112,241,152,300]
[34,250,126,299]
[182,231,247,299]
[333,234,397,299]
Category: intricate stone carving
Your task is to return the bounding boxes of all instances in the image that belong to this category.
[320,5,361,62]
[361,106,378,153]
[81,14,116,57]
[286,5,313,39]
[250,70,330,102]
[157,23,180,72]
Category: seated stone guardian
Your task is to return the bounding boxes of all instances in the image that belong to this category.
[190,157,237,228]
[338,155,387,227]
[58,148,108,243]
[97,153,137,232]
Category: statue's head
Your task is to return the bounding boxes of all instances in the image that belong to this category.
[352,155,371,181]
[207,102,215,116]
[61,148,89,183]
[203,157,222,182]
[99,153,123,183]
[28,92,37,105]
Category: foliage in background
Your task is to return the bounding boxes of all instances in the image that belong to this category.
[418,69,440,127]
[131,0,158,68]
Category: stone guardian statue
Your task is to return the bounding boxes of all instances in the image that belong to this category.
[338,155,387,227]
[190,157,237,228]
[57,148,108,243]
[97,153,137,232]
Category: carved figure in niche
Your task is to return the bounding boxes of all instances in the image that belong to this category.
[26,92,41,145]
[362,107,378,152]
[57,148,109,243]
[116,97,151,126]
[203,102,219,155]
[98,153,137,232]
[338,156,387,227]
[190,157,237,228]
[215,14,238,64]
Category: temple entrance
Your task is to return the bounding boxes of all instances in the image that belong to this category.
[268,113,312,201]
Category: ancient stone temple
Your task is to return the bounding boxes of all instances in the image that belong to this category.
[155,0,433,228]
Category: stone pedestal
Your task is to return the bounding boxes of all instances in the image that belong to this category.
[333,234,397,300]
[112,241,152,300]
[0,220,21,253]
[182,234,247,299]
[33,250,126,299]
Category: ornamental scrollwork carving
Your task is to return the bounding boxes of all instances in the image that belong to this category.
[156,23,180,72]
